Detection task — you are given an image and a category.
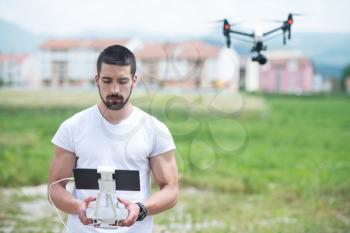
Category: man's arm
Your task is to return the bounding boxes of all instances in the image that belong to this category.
[118,149,178,227]
[48,146,94,225]
[146,149,179,215]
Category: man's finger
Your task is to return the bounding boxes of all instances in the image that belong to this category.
[120,212,138,226]
[117,197,130,206]
[79,210,92,225]
[119,215,134,226]
[85,196,96,204]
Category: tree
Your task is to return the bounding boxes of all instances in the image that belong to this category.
[341,64,350,92]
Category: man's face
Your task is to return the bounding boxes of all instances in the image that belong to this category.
[96,63,137,111]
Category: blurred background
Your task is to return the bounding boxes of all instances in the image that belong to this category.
[0,0,349,232]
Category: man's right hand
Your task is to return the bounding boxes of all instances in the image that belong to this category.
[78,196,96,225]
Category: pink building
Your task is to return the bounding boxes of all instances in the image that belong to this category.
[258,51,314,94]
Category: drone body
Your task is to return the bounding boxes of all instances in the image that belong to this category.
[223,14,297,65]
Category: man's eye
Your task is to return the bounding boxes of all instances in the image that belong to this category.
[103,79,111,83]
[119,80,129,84]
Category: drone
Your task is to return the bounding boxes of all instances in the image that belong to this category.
[222,13,300,65]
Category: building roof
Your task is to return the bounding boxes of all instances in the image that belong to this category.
[135,40,220,61]
[0,54,28,64]
[134,42,175,60]
[40,38,221,61]
[174,41,220,60]
[40,39,128,50]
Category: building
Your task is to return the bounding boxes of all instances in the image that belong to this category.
[245,50,315,94]
[39,38,141,86]
[134,42,174,88]
[39,39,240,90]
[0,54,40,87]
[346,77,350,94]
[135,41,239,90]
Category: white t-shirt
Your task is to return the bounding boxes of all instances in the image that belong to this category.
[51,105,176,233]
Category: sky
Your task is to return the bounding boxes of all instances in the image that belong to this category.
[0,0,349,37]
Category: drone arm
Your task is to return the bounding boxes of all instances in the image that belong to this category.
[263,26,284,37]
[229,29,254,38]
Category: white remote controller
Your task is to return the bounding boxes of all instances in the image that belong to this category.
[83,166,130,226]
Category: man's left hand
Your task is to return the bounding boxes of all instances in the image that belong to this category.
[115,197,140,227]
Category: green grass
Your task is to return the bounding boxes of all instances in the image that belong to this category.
[0,90,350,232]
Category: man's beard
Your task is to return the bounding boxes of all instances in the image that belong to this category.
[98,86,133,111]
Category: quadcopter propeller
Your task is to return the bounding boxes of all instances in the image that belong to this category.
[266,20,284,23]
[205,19,227,24]
[266,12,307,23]
[206,18,244,26]
[289,12,308,16]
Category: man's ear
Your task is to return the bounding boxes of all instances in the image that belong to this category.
[132,74,138,87]
[95,75,99,87]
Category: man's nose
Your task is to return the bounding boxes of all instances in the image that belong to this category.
[111,82,120,94]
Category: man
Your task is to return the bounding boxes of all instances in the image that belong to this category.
[48,44,179,233]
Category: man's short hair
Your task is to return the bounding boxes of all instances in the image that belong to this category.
[97,44,136,76]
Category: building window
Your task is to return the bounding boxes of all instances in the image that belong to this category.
[275,72,281,92]
[287,59,298,72]
[52,61,68,85]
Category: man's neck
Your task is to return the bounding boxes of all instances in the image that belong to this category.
[97,102,134,124]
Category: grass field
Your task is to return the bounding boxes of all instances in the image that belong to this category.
[0,89,349,232]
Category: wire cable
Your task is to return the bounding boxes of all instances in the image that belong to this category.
[49,178,122,231]
[48,177,75,232]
